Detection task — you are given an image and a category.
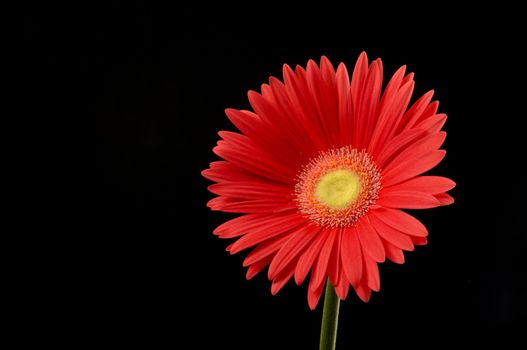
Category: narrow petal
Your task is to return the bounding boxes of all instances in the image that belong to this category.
[370,208,428,237]
[208,198,295,213]
[398,90,435,132]
[412,236,428,246]
[203,161,273,184]
[213,132,294,184]
[334,262,350,300]
[435,193,455,205]
[311,229,338,289]
[373,128,427,168]
[282,64,327,151]
[364,255,380,291]
[370,65,407,153]
[381,131,446,172]
[229,216,306,254]
[356,59,383,148]
[356,218,385,262]
[246,255,273,280]
[307,278,326,310]
[370,80,415,156]
[271,259,297,295]
[243,234,292,267]
[376,191,441,209]
[208,182,289,200]
[355,282,371,302]
[336,63,352,146]
[268,225,319,279]
[328,229,343,286]
[415,113,447,134]
[306,60,332,146]
[383,176,456,195]
[351,52,369,105]
[341,227,363,287]
[351,52,370,145]
[295,229,330,285]
[415,100,440,125]
[268,77,319,156]
[213,211,298,238]
[369,214,415,251]
[382,239,405,264]
[225,108,278,153]
[307,59,339,146]
[382,150,446,187]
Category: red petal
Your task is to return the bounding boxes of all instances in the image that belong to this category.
[373,129,427,168]
[415,101,440,125]
[214,211,298,238]
[383,176,456,195]
[208,197,295,213]
[243,234,292,267]
[368,65,407,153]
[294,228,330,285]
[382,131,446,172]
[282,64,327,151]
[307,278,326,310]
[369,214,415,251]
[355,282,371,302]
[341,226,363,287]
[351,52,369,107]
[306,60,331,146]
[203,161,271,184]
[382,150,446,188]
[268,77,319,156]
[372,80,415,155]
[246,255,273,280]
[311,229,338,289]
[412,236,428,246]
[382,239,405,264]
[356,218,385,262]
[213,132,294,184]
[435,193,455,205]
[416,113,447,134]
[268,225,319,279]
[229,216,306,254]
[370,208,428,237]
[328,229,343,287]
[336,63,352,146]
[320,56,337,85]
[307,59,339,146]
[364,255,380,291]
[334,262,350,300]
[271,259,297,295]
[377,191,441,209]
[398,90,434,132]
[208,182,289,200]
[351,52,370,146]
[356,59,383,148]
[226,108,305,166]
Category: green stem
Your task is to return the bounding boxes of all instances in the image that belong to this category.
[319,280,341,350]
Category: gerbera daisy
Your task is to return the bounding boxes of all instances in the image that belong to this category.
[203,52,455,310]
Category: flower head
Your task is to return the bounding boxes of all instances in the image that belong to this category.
[203,53,455,309]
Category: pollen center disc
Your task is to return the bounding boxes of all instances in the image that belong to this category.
[295,146,381,227]
[315,169,361,209]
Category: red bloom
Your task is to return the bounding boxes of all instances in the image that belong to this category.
[203,53,455,309]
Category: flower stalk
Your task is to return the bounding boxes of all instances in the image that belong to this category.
[319,281,340,350]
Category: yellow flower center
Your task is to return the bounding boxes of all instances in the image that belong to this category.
[295,146,381,227]
[315,169,362,209]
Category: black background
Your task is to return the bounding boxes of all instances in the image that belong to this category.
[27,2,524,348]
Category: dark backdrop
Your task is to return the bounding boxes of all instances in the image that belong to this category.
[27,2,524,348]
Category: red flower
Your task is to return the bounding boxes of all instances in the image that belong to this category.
[203,53,455,309]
